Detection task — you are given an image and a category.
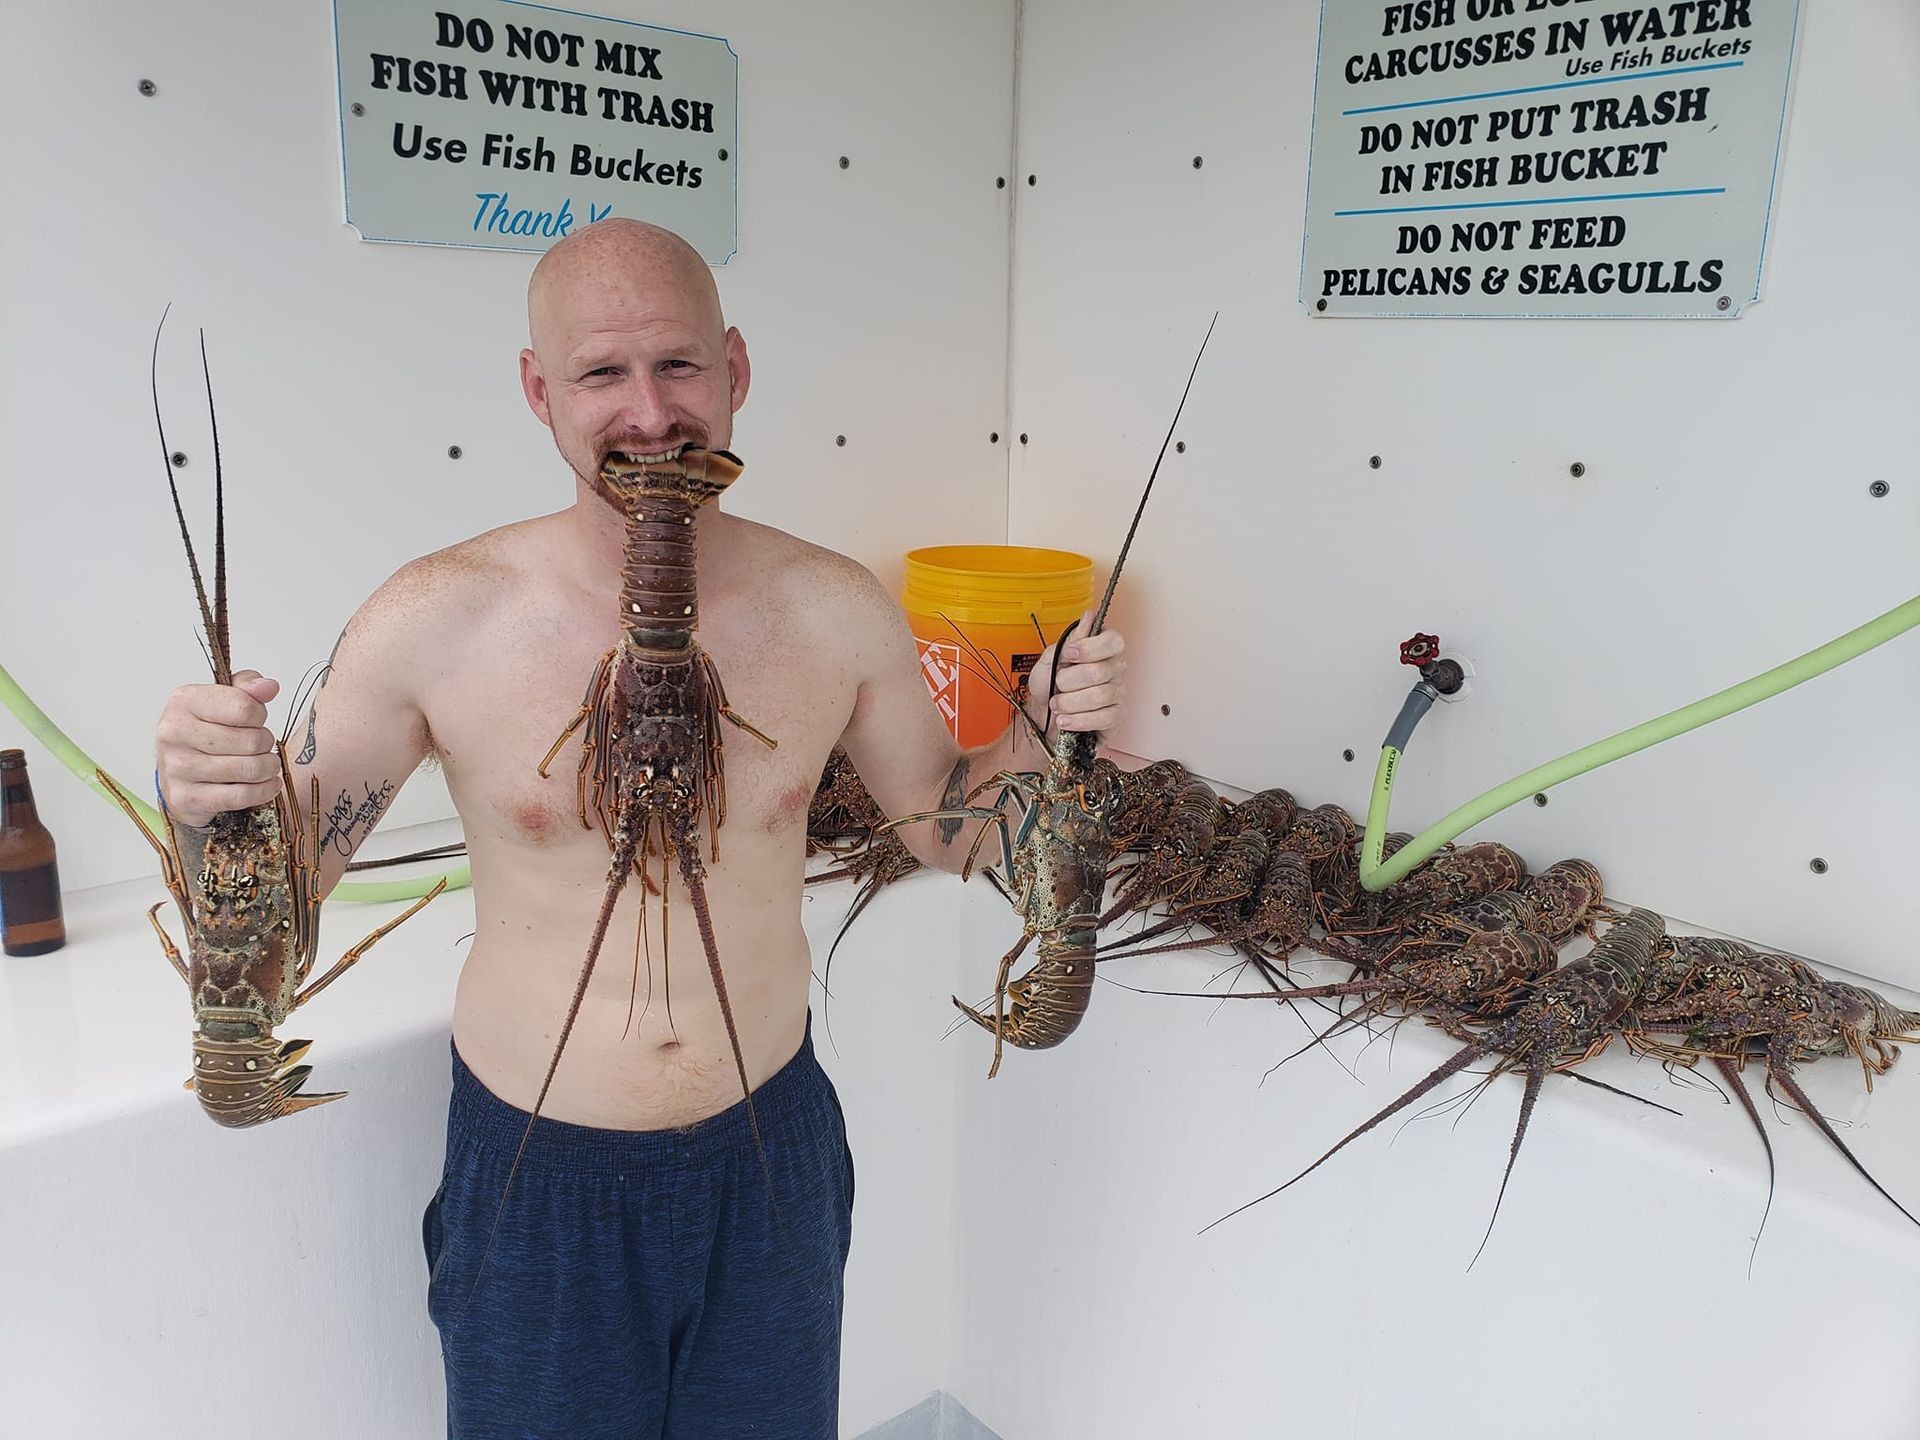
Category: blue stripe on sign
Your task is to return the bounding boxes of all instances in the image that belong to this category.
[1335,187,1725,218]
[1341,61,1745,116]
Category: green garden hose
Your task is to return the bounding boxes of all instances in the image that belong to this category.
[1359,592,1920,892]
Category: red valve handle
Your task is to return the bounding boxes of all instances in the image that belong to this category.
[1399,633,1440,667]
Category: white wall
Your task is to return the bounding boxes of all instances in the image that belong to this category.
[1002,0,1920,991]
[0,0,1016,892]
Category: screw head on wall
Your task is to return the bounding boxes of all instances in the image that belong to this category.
[1716,296,1732,311]
[1342,748,1355,763]
[990,431,1000,444]
[1026,174,1036,186]
[835,435,847,447]
[996,176,1006,189]
[1019,433,1029,445]
[1533,793,1548,807]
[838,156,850,169]
[350,102,365,117]
[1569,461,1587,478]
[169,451,188,468]
[1315,298,1328,312]
[718,147,729,161]
[1808,857,1829,874]
[1175,441,1186,454]
[1368,455,1382,470]
[1869,480,1890,498]
[1192,156,1204,169]
[447,445,463,460]
[138,79,158,97]
[1160,704,1171,716]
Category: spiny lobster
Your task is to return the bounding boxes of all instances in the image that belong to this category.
[887,316,1219,1075]
[481,445,778,1264]
[104,313,444,1126]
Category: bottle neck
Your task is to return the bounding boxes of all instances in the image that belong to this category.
[1,768,40,828]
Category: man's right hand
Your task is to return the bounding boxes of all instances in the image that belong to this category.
[155,669,284,828]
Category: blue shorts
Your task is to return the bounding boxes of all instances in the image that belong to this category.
[422,1026,855,1439]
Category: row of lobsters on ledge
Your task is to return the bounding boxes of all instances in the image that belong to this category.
[804,746,1920,1249]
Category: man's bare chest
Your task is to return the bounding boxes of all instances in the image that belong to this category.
[425,597,853,852]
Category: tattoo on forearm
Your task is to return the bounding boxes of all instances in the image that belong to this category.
[935,756,970,845]
[317,778,396,857]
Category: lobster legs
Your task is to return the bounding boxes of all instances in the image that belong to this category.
[890,761,1110,1077]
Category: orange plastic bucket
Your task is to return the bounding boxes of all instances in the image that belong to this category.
[902,545,1093,748]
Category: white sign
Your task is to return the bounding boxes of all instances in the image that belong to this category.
[332,0,738,261]
[1301,0,1801,317]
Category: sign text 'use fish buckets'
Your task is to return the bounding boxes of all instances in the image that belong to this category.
[902,546,1093,749]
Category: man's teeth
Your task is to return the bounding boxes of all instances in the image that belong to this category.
[611,443,687,465]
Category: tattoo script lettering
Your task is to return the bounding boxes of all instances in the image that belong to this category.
[318,778,396,857]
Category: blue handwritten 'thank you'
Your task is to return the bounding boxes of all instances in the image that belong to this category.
[471,193,614,239]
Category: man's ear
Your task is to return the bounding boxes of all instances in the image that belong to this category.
[519,348,551,425]
[724,326,751,414]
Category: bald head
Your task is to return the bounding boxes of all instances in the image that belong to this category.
[517,217,751,494]
[527,218,725,362]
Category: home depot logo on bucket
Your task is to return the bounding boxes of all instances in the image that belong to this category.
[917,639,963,732]
[913,639,1045,744]
[901,545,1092,749]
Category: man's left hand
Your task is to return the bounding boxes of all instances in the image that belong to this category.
[1026,608,1125,737]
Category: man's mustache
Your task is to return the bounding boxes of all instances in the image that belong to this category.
[599,426,709,461]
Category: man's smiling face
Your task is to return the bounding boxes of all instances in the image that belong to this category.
[519,220,750,509]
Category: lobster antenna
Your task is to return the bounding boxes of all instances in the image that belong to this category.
[1088,311,1218,638]
[151,307,226,684]
[1711,1057,1776,1280]
[199,328,232,685]
[1467,1063,1548,1272]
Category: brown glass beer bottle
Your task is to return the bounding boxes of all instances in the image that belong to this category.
[1,749,66,956]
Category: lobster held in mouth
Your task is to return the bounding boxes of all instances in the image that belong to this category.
[539,447,774,871]
[103,314,444,1127]
[517,446,777,1171]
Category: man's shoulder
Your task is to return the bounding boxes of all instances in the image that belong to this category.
[722,515,891,616]
[353,516,555,642]
[390,515,559,596]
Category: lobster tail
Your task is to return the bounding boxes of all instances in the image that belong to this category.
[620,500,700,646]
[189,1034,342,1127]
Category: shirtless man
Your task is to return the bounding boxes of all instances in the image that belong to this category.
[153,219,1125,1439]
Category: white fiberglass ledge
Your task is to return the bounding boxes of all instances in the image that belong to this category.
[0,820,476,1150]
